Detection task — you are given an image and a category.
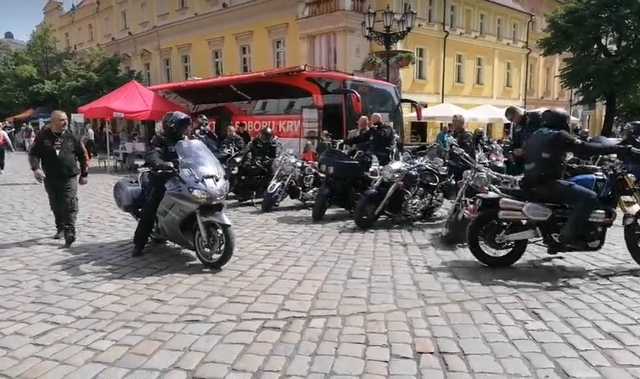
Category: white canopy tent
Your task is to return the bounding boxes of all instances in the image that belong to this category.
[422,103,468,122]
[465,104,508,123]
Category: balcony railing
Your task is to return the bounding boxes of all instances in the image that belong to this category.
[301,0,366,18]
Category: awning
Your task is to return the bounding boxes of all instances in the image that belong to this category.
[78,80,186,121]
[5,108,35,123]
[149,65,392,109]
[423,103,468,122]
[466,104,508,123]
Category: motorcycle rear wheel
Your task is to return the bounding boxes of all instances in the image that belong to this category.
[194,223,234,269]
[312,186,330,221]
[354,195,380,230]
[468,211,527,267]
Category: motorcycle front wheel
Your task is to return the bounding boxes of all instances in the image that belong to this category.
[261,188,283,212]
[194,223,234,269]
[624,222,640,265]
[354,193,381,230]
[442,205,469,245]
[467,211,527,267]
[312,185,331,222]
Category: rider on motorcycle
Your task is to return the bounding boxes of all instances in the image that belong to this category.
[221,125,245,152]
[521,108,633,252]
[132,111,191,257]
[249,127,278,163]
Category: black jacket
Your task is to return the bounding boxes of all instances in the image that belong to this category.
[221,134,245,151]
[522,128,624,186]
[238,131,251,145]
[512,111,543,150]
[146,135,181,169]
[346,123,395,164]
[30,128,88,179]
[249,138,278,161]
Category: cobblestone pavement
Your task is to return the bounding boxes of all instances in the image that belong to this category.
[2,152,640,379]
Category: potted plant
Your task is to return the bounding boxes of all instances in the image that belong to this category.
[361,55,383,72]
[391,51,415,68]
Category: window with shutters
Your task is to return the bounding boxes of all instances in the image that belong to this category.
[415,47,426,80]
[475,57,484,85]
[455,54,464,84]
[212,49,223,77]
[240,45,252,73]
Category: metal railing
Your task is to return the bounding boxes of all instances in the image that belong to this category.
[302,0,366,18]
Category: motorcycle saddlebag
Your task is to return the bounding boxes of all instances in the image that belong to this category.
[113,178,143,212]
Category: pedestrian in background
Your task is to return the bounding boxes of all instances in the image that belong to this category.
[29,111,88,247]
[22,123,35,152]
[84,124,96,159]
[0,122,16,174]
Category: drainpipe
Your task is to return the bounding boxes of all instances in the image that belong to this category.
[441,0,449,103]
[523,15,534,109]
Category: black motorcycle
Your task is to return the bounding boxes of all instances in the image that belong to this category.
[442,146,519,244]
[312,147,377,221]
[354,153,449,229]
[466,153,640,267]
[262,151,321,212]
[228,150,274,203]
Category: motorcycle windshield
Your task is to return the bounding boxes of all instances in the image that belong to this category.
[176,139,225,179]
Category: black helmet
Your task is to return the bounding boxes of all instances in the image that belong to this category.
[541,108,570,132]
[162,111,191,141]
[623,121,640,138]
[259,127,274,142]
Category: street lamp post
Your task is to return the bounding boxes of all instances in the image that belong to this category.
[362,5,416,83]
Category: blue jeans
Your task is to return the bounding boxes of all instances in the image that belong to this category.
[528,180,598,243]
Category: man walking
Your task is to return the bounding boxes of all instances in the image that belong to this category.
[84,124,96,159]
[29,111,88,247]
[0,122,16,174]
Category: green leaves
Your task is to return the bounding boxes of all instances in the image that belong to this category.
[0,26,136,119]
[538,0,640,134]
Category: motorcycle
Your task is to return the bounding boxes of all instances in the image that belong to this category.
[466,152,640,267]
[113,139,234,269]
[477,141,506,174]
[442,146,519,244]
[261,151,322,212]
[229,150,275,203]
[354,153,449,229]
[312,146,378,221]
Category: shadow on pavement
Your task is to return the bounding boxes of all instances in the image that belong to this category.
[275,210,351,225]
[431,258,640,290]
[55,239,221,279]
[0,182,41,187]
[0,237,59,250]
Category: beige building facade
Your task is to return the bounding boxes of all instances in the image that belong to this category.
[42,0,589,138]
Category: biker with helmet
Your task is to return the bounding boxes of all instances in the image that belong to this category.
[521,108,634,251]
[132,111,191,257]
[249,127,279,162]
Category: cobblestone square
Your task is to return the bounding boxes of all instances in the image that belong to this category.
[2,152,640,378]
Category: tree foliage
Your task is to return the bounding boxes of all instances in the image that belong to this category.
[538,0,640,135]
[0,25,139,119]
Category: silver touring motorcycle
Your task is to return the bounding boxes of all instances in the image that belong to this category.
[114,139,234,269]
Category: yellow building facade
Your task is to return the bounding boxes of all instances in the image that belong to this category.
[42,0,577,140]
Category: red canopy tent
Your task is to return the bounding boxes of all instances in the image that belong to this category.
[78,80,185,121]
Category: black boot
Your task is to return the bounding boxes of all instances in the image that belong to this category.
[64,230,76,248]
[132,245,144,257]
[53,229,63,239]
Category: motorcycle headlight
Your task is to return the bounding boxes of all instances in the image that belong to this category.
[381,162,406,181]
[189,188,209,202]
[471,173,490,190]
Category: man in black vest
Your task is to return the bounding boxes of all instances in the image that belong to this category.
[29,111,88,247]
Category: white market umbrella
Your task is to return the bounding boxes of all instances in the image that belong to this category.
[423,103,468,122]
[466,104,508,123]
